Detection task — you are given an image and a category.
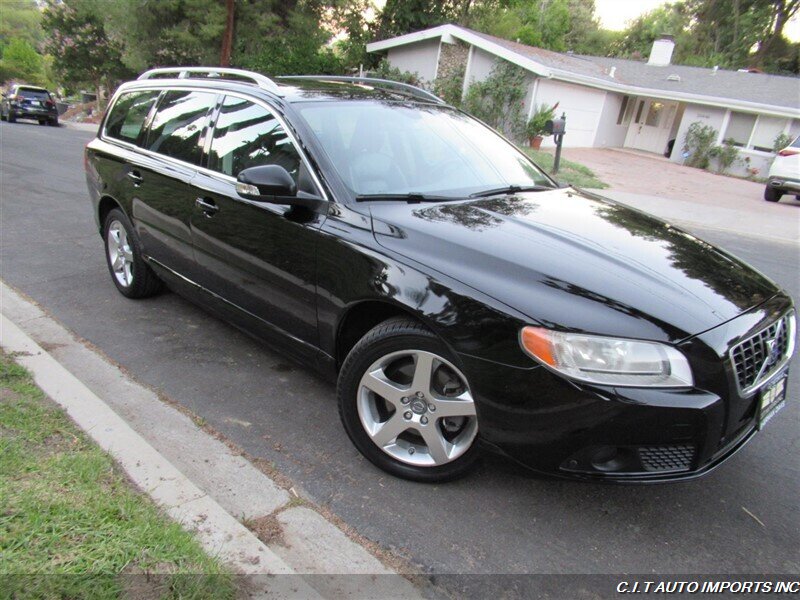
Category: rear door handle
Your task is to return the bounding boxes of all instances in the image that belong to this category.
[127,170,143,186]
[195,197,219,216]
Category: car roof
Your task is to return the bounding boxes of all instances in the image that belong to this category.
[114,75,444,107]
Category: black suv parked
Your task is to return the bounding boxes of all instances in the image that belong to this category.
[85,68,795,482]
[1,84,59,126]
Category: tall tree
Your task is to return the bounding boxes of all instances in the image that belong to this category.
[614,0,799,72]
[751,0,800,67]
[0,38,47,84]
[467,0,601,53]
[103,0,227,71]
[0,0,45,48]
[42,0,131,98]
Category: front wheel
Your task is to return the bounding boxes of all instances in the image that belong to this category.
[764,186,782,202]
[102,208,163,298]
[338,317,480,482]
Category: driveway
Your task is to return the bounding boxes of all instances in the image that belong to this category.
[563,148,800,244]
[1,122,799,598]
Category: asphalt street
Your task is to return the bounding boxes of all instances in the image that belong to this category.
[1,122,798,595]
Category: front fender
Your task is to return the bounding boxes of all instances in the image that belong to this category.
[315,206,534,368]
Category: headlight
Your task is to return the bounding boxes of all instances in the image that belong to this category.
[520,326,693,387]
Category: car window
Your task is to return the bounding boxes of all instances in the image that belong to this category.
[145,90,217,165]
[208,96,300,181]
[791,136,800,149]
[105,90,160,145]
[17,88,51,101]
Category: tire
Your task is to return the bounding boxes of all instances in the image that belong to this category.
[338,317,481,482]
[49,118,59,127]
[38,119,46,126]
[764,186,782,202]
[102,208,163,298]
[7,111,16,123]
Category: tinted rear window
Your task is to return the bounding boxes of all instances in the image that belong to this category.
[145,90,217,165]
[105,90,160,145]
[17,88,50,100]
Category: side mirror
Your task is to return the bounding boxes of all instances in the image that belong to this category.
[236,165,297,200]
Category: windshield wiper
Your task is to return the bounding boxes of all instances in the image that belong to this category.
[355,193,459,203]
[469,184,553,198]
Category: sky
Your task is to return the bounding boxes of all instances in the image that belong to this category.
[594,0,800,42]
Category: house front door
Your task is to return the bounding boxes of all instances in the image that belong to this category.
[624,99,678,155]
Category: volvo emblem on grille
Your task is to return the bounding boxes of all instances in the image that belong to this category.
[758,319,785,379]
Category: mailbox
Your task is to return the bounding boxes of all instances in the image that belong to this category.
[545,117,566,135]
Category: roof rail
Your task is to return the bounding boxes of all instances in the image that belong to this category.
[138,67,283,96]
[279,75,445,104]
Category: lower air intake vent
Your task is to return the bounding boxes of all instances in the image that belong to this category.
[639,445,695,472]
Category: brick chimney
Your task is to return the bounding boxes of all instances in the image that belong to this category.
[648,35,675,66]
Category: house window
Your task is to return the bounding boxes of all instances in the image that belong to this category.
[724,111,757,147]
[750,115,788,152]
[616,96,632,125]
[645,101,664,127]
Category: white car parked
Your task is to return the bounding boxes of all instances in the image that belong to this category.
[765,135,800,202]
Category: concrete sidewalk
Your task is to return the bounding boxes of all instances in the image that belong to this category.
[0,281,425,600]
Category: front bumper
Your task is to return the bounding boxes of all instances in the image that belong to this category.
[461,295,794,482]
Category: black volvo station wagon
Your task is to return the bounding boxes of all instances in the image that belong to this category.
[85,67,796,482]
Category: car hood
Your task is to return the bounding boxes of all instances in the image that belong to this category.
[369,188,779,343]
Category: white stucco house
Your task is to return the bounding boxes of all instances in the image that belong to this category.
[366,24,800,177]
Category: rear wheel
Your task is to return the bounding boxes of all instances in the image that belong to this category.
[7,111,15,123]
[38,119,46,126]
[338,317,480,482]
[102,208,163,299]
[764,186,783,202]
[49,118,59,127]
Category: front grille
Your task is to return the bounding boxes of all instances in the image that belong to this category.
[639,445,695,472]
[731,313,793,393]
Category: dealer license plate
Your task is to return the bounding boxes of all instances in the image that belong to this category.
[758,376,786,429]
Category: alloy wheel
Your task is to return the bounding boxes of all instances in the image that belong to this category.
[107,220,134,287]
[357,349,478,467]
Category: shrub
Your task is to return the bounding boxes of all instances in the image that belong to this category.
[433,64,465,107]
[772,132,793,153]
[709,137,740,174]
[462,60,528,140]
[368,58,422,86]
[682,121,718,169]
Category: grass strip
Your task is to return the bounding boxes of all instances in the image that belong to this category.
[524,148,609,189]
[0,352,235,599]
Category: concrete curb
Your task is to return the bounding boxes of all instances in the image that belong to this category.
[0,315,327,598]
[0,281,424,599]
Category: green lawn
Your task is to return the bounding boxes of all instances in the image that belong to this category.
[524,148,608,189]
[0,353,235,599]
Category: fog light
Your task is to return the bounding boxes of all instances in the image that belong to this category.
[590,446,634,472]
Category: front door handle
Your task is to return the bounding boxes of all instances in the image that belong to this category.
[195,197,219,216]
[127,170,143,186]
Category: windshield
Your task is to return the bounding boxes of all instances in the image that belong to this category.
[294,101,553,199]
